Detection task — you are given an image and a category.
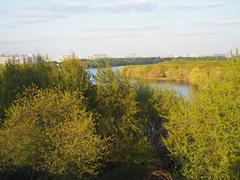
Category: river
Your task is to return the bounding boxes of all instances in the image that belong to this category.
[87,66,192,99]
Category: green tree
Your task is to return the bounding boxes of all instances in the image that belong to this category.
[0,88,108,179]
[51,56,92,93]
[0,55,94,122]
[96,66,139,140]
[0,58,53,121]
[161,58,240,179]
[95,66,157,166]
[50,56,94,107]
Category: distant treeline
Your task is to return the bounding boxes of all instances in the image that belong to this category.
[81,56,226,68]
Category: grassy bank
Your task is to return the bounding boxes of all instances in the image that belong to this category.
[121,60,227,86]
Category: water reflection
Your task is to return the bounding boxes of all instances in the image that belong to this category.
[87,66,192,99]
[135,79,192,99]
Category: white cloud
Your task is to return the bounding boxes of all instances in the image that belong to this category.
[85,26,162,32]
[198,19,240,26]
[23,1,157,14]
[163,2,223,11]
[7,1,156,26]
[157,32,218,37]
[0,34,142,44]
[3,1,224,27]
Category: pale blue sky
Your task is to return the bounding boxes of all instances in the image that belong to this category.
[0,0,240,58]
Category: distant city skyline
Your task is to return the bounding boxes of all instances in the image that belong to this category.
[0,52,229,64]
[0,0,240,58]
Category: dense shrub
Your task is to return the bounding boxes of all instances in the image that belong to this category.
[95,66,158,166]
[121,60,226,86]
[0,89,108,179]
[157,59,240,179]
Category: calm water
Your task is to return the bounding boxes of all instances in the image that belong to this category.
[87,66,122,75]
[138,79,192,99]
[87,66,192,99]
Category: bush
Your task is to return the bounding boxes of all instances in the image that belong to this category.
[161,59,240,179]
[0,88,108,179]
[95,67,158,167]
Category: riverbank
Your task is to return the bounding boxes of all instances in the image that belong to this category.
[87,66,192,98]
[121,60,226,86]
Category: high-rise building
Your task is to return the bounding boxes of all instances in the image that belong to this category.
[27,53,35,63]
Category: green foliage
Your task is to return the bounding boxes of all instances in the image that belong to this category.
[0,56,94,122]
[121,60,226,87]
[160,58,240,179]
[0,59,53,120]
[0,53,238,179]
[95,66,158,166]
[85,56,226,68]
[0,55,164,179]
[0,88,108,179]
[51,56,92,96]
[96,66,139,140]
[97,165,148,180]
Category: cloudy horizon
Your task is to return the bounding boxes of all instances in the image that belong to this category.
[0,0,240,58]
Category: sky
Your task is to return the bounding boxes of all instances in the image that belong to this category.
[0,0,240,58]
